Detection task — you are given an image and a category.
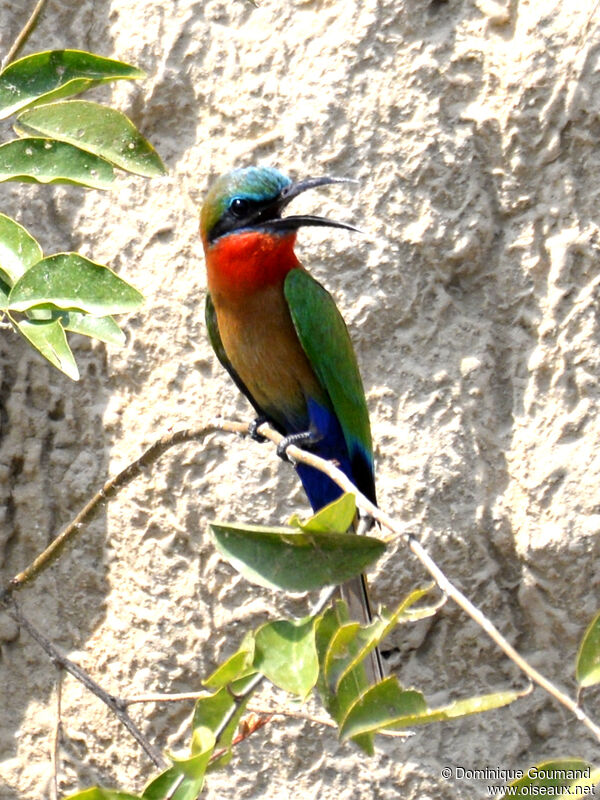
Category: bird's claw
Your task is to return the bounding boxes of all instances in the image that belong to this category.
[276,430,318,462]
[276,438,293,462]
[248,417,268,443]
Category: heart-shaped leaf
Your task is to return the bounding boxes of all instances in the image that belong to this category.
[210,521,385,592]
[253,617,319,698]
[339,677,525,740]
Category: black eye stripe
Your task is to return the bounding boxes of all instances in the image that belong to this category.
[209,195,281,243]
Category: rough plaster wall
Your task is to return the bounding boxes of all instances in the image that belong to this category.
[1,0,600,797]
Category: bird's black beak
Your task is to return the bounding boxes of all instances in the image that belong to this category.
[264,176,360,234]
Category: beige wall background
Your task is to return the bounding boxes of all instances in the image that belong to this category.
[1,1,600,797]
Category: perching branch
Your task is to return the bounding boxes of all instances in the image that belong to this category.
[224,418,600,744]
[5,415,600,758]
[8,598,167,769]
[2,425,221,599]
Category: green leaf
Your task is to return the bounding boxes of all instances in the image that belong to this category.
[568,766,600,796]
[171,729,215,800]
[63,789,142,800]
[61,311,125,345]
[339,677,525,740]
[576,611,600,688]
[204,632,256,690]
[507,760,600,797]
[0,281,9,308]
[253,617,319,698]
[142,768,180,800]
[17,100,166,178]
[210,520,385,592]
[9,253,143,315]
[340,678,426,740]
[191,683,256,773]
[323,622,361,681]
[15,318,79,379]
[315,601,373,754]
[329,585,442,690]
[192,687,237,739]
[289,493,357,533]
[0,138,115,188]
[0,50,144,120]
[208,674,261,772]
[143,730,215,800]
[0,213,43,285]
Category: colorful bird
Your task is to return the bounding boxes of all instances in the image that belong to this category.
[200,166,383,681]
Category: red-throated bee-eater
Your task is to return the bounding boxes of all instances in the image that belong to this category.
[201,166,383,681]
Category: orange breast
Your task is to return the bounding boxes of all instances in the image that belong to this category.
[205,229,330,430]
[210,283,328,432]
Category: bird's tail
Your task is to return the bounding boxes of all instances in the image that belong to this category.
[339,513,384,684]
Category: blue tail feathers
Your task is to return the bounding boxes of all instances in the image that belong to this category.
[294,398,375,511]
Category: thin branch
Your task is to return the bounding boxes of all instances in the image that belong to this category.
[9,599,167,769]
[123,691,413,742]
[216,672,265,742]
[404,537,600,741]
[2,425,220,599]
[2,0,48,69]
[245,705,413,738]
[5,416,600,750]
[580,0,600,51]
[210,712,273,764]
[125,690,210,707]
[213,586,336,745]
[217,418,600,744]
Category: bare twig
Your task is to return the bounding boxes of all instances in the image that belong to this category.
[211,712,273,764]
[124,690,210,707]
[125,693,411,739]
[216,672,265,741]
[580,0,600,51]
[218,418,600,743]
[245,705,415,738]
[9,599,167,769]
[5,416,600,753]
[2,425,220,598]
[2,0,48,69]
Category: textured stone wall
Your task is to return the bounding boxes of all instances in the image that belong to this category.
[1,1,600,798]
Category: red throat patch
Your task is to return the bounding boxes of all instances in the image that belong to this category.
[205,230,300,298]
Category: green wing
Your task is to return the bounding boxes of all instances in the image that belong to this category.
[284,268,375,501]
[205,292,264,417]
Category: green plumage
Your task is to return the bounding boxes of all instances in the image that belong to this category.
[284,268,373,468]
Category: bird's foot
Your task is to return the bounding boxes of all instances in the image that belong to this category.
[248,416,269,443]
[276,430,320,462]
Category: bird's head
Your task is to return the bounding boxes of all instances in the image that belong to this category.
[200,166,358,247]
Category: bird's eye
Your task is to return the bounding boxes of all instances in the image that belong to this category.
[229,197,251,218]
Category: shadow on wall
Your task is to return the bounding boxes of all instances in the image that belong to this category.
[0,3,162,797]
[0,333,112,800]
[358,6,600,727]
